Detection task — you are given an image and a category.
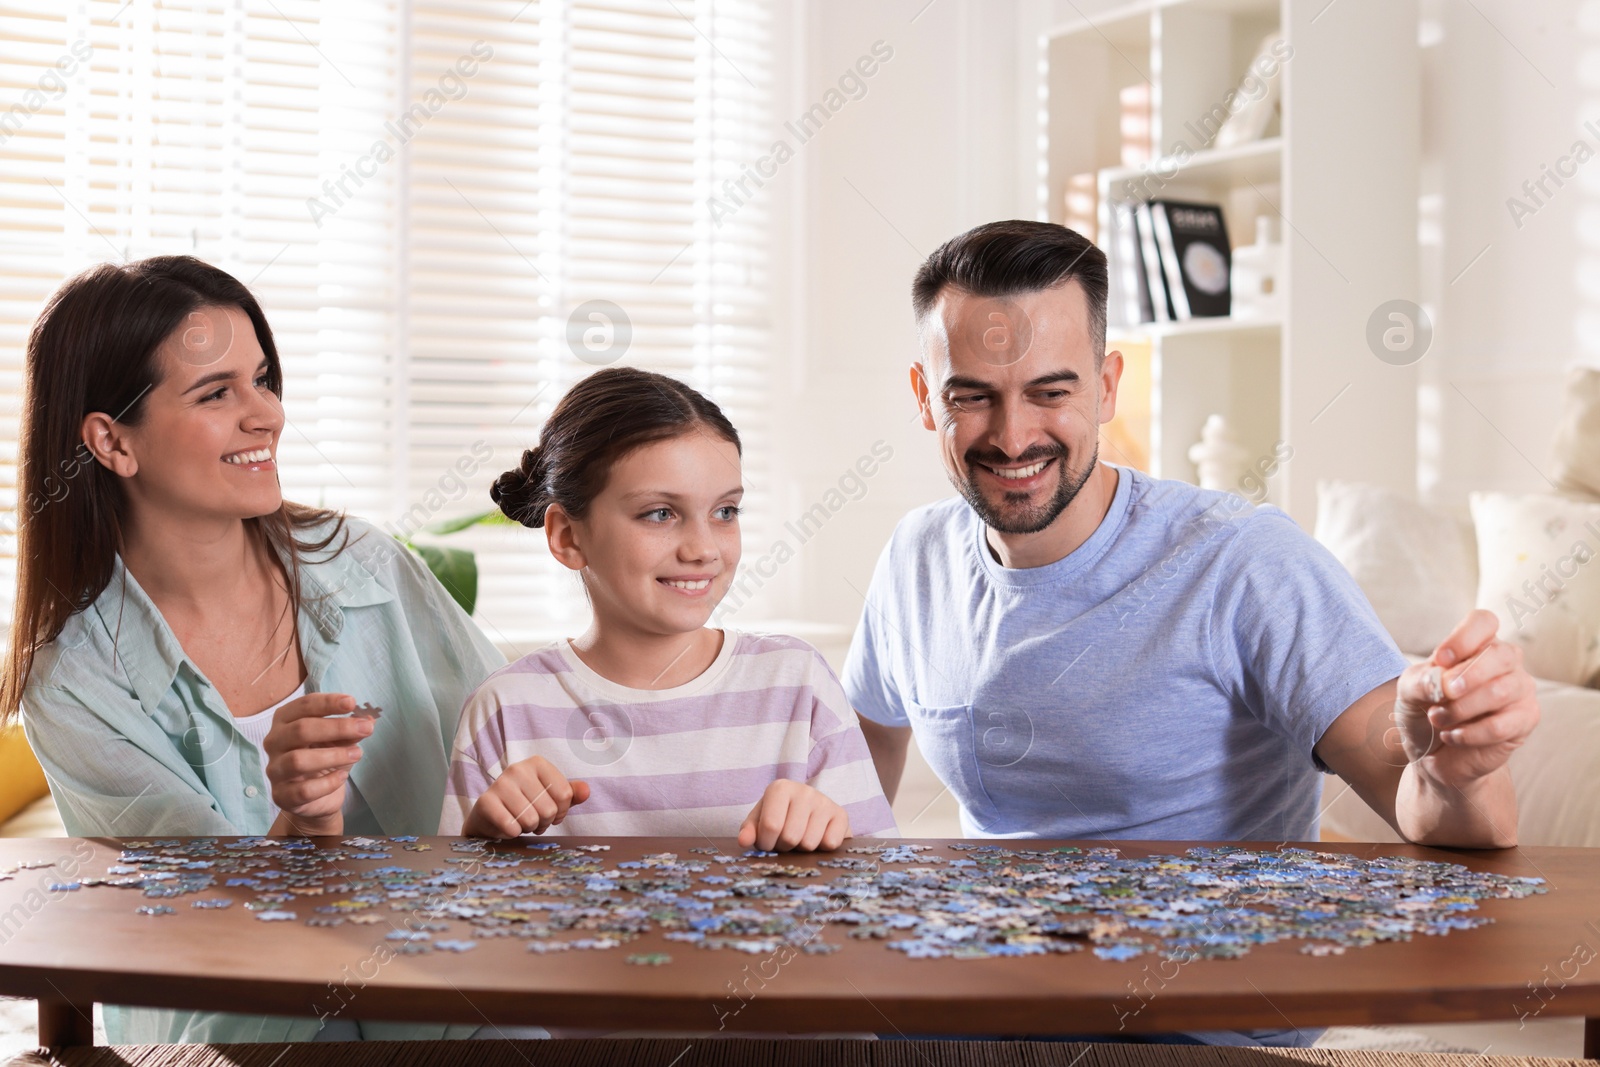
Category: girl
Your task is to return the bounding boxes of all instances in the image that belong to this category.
[11,257,504,1044]
[440,367,897,849]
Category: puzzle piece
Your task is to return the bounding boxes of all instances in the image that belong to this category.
[38,838,1543,970]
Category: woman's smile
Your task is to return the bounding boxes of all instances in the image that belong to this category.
[223,446,276,471]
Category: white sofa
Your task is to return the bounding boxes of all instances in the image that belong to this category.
[1320,670,1600,846]
[1314,476,1600,848]
[0,794,65,838]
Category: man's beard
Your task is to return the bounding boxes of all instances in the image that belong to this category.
[955,441,1098,535]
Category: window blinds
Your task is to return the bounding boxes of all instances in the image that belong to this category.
[0,0,773,643]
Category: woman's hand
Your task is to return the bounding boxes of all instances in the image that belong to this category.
[263,693,372,835]
[738,780,851,852]
[463,755,590,839]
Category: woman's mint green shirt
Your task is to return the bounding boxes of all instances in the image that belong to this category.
[21,516,506,1044]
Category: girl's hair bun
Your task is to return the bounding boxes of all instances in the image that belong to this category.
[494,367,741,532]
[490,445,550,528]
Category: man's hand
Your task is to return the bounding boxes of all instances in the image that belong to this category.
[264,693,371,835]
[463,755,591,839]
[1315,608,1538,848]
[1395,609,1539,789]
[738,780,851,852]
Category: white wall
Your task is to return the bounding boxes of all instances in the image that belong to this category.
[757,0,1034,646]
[1420,0,1595,512]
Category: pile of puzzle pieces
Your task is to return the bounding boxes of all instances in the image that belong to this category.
[8,838,1545,964]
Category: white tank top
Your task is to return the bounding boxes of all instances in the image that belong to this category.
[232,682,307,826]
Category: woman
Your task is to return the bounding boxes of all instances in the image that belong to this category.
[4,256,505,1043]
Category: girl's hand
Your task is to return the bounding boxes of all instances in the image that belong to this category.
[738,780,851,852]
[264,693,371,834]
[464,755,591,839]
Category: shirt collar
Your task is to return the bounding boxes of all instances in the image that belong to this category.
[292,524,399,638]
[970,462,1132,588]
[84,521,396,719]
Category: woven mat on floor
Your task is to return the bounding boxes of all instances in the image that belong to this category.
[5,1041,1594,1067]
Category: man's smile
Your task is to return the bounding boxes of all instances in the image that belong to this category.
[973,455,1057,492]
[984,457,1051,480]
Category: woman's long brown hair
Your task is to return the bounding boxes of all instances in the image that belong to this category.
[2,255,349,722]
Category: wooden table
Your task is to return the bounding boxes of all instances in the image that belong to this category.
[1,837,1597,1055]
[10,1043,1600,1067]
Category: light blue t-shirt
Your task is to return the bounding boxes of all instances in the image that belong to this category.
[843,464,1407,842]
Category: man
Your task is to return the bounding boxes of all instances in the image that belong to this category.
[842,220,1539,1047]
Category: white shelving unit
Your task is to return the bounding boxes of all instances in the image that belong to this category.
[1039,0,1421,528]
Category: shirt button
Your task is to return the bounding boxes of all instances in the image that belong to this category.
[245,785,259,798]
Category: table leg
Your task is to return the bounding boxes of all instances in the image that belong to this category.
[1586,1017,1599,1061]
[37,998,93,1047]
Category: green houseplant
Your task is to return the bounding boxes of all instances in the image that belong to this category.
[399,508,515,615]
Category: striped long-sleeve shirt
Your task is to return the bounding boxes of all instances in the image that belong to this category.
[440,630,899,839]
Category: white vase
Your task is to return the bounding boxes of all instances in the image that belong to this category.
[1187,414,1251,491]
[1230,215,1282,320]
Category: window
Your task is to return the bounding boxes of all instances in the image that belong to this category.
[0,0,773,645]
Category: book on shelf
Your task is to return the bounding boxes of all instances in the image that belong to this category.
[1133,202,1173,322]
[1150,199,1232,319]
[1107,201,1150,327]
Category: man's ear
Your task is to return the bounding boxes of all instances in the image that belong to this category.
[80,412,138,478]
[544,504,587,572]
[1097,350,1125,426]
[909,362,937,431]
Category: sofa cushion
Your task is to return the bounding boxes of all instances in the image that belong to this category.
[1470,490,1600,688]
[1314,480,1477,656]
[0,794,66,838]
[0,724,50,826]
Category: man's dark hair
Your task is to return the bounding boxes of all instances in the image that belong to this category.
[911,220,1108,363]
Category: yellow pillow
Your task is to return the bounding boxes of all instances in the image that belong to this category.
[0,724,50,824]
